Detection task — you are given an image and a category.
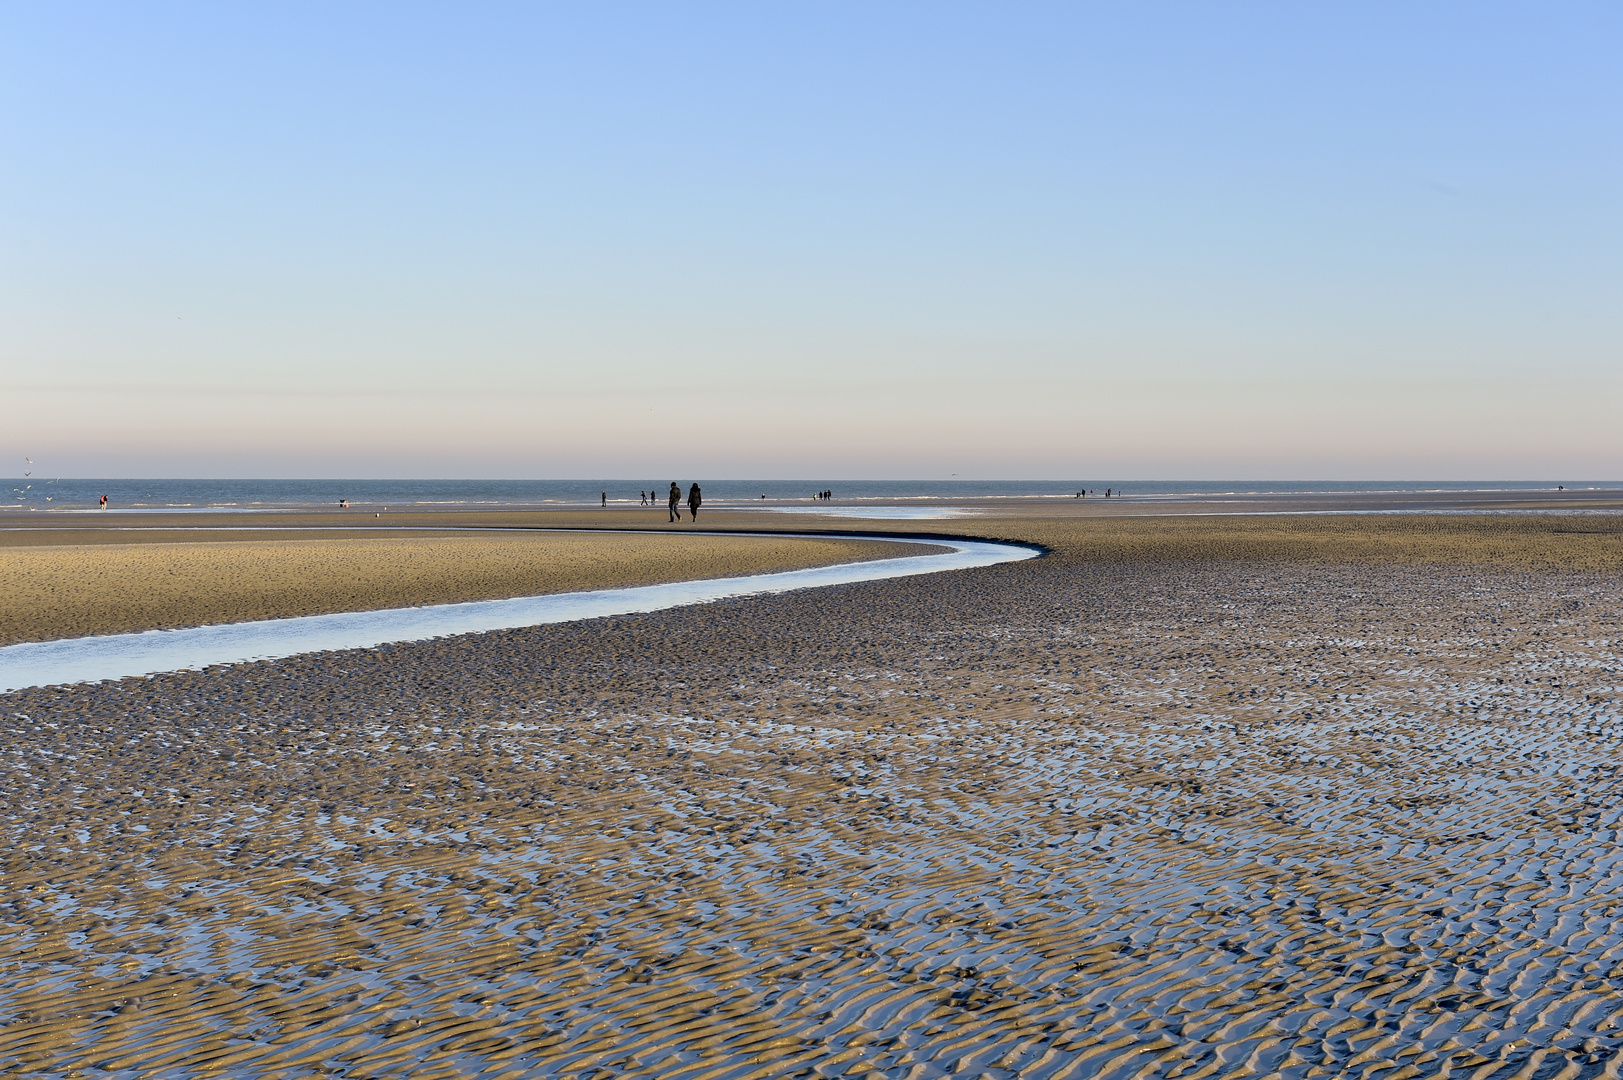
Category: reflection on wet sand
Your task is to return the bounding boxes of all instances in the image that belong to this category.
[4,511,1623,1078]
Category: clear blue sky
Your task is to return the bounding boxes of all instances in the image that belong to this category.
[3,3,1618,478]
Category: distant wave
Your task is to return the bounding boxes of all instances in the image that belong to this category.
[4,478,1615,511]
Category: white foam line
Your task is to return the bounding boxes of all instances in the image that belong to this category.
[0,534,1038,693]
[752,506,981,520]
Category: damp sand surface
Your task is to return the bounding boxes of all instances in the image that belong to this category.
[0,525,932,645]
[5,513,1623,1078]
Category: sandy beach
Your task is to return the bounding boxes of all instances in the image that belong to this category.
[0,526,932,645]
[4,503,1623,1077]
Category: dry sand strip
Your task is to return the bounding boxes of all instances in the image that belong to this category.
[3,514,1623,1078]
[0,529,936,645]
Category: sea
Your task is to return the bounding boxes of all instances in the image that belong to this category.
[2,478,1615,512]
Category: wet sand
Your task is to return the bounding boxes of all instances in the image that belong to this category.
[4,508,1623,1077]
[0,528,931,645]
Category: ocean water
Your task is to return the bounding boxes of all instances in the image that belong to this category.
[3,478,1614,512]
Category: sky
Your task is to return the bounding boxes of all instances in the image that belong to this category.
[2,3,1619,480]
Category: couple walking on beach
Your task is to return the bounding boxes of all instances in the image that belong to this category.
[668,482,702,523]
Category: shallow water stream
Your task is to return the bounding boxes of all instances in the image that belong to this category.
[0,533,1036,692]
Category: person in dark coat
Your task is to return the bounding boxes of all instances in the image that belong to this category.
[687,482,702,522]
[668,482,682,523]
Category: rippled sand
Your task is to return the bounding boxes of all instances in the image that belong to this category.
[4,512,1623,1078]
[0,528,924,645]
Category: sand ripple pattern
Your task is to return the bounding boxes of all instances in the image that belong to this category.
[4,559,1623,1078]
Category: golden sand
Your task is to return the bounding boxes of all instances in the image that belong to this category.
[0,527,930,644]
[3,510,1623,1077]
[998,511,1623,569]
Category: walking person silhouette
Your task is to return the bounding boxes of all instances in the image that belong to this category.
[668,482,682,523]
[687,482,702,522]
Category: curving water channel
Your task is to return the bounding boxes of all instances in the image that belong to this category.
[0,532,1038,693]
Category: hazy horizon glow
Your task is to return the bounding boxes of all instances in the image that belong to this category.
[4,4,1619,480]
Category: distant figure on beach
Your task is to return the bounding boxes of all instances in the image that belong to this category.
[688,483,702,522]
[601,491,607,507]
[99,494,107,509]
[1105,488,1112,498]
[668,482,682,522]
[1076,491,1082,498]
[340,499,348,508]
